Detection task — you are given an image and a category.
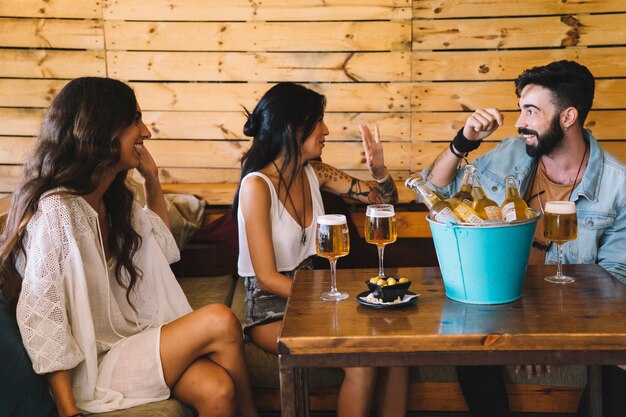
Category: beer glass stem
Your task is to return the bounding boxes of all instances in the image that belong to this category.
[329,259,339,293]
[556,243,564,279]
[377,245,386,278]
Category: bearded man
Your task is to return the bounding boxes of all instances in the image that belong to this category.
[422,60,626,417]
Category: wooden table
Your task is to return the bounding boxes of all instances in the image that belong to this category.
[277,264,626,417]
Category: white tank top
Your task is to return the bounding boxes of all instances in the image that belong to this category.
[237,164,324,276]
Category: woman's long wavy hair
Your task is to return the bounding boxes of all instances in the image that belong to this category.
[0,77,143,312]
[232,82,326,213]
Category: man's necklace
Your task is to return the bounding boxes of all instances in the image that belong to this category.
[567,140,588,201]
[526,140,588,204]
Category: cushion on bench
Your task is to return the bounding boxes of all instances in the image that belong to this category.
[0,296,57,417]
[90,399,195,417]
[178,275,237,309]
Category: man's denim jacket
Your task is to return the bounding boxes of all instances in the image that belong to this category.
[422,131,626,284]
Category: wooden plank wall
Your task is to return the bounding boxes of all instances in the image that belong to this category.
[0,0,625,203]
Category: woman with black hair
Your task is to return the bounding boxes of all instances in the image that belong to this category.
[235,82,407,417]
[0,77,258,417]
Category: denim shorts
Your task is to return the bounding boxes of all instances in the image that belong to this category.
[242,258,312,335]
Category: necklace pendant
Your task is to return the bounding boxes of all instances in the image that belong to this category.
[301,229,307,246]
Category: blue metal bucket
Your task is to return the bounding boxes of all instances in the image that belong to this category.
[427,211,539,304]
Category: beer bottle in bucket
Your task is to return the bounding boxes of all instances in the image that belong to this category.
[452,164,475,206]
[471,172,502,221]
[445,195,485,223]
[501,175,529,222]
[405,177,460,223]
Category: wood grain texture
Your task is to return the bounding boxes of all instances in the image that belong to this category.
[411,79,626,112]
[134,82,411,112]
[0,79,70,107]
[105,21,411,52]
[142,111,409,141]
[145,140,410,171]
[0,79,411,112]
[413,48,626,81]
[0,49,105,78]
[413,14,626,50]
[0,17,103,49]
[0,137,34,164]
[0,166,24,193]
[1,0,625,208]
[108,51,410,82]
[280,264,626,355]
[413,0,626,18]
[0,0,101,18]
[0,107,410,141]
[104,0,411,21]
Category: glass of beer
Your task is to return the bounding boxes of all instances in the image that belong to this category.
[543,201,578,284]
[365,204,397,278]
[316,214,350,301]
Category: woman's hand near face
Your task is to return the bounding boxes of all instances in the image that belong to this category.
[136,145,170,227]
[359,124,386,180]
[136,145,159,182]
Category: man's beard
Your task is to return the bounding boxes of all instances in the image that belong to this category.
[521,115,564,158]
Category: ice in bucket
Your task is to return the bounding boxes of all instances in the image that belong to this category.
[428,211,539,304]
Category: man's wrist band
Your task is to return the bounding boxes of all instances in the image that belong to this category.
[449,142,465,159]
[451,128,482,155]
[373,167,391,183]
[67,414,83,417]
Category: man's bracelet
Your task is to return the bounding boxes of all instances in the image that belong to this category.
[67,413,83,417]
[373,168,391,184]
[451,128,482,155]
[449,142,465,159]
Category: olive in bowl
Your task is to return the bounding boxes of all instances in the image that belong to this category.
[365,276,411,303]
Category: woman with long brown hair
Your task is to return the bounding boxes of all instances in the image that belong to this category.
[235,82,408,417]
[0,77,258,417]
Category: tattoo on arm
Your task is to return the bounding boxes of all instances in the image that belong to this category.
[315,162,352,184]
[314,161,398,204]
[375,176,398,203]
[341,177,398,204]
[343,178,370,202]
[426,151,446,181]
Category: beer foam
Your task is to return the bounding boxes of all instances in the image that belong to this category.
[366,208,395,218]
[544,201,576,214]
[317,214,347,225]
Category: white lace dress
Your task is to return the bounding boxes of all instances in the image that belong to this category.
[16,190,192,413]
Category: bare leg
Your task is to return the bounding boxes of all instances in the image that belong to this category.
[376,367,409,417]
[251,322,380,417]
[248,320,282,354]
[160,304,258,417]
[337,367,378,417]
[171,357,236,417]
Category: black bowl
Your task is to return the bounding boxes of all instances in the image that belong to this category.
[365,277,411,303]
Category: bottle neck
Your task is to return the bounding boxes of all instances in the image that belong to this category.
[472,186,488,200]
[505,187,521,199]
[504,177,522,199]
[412,183,439,209]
